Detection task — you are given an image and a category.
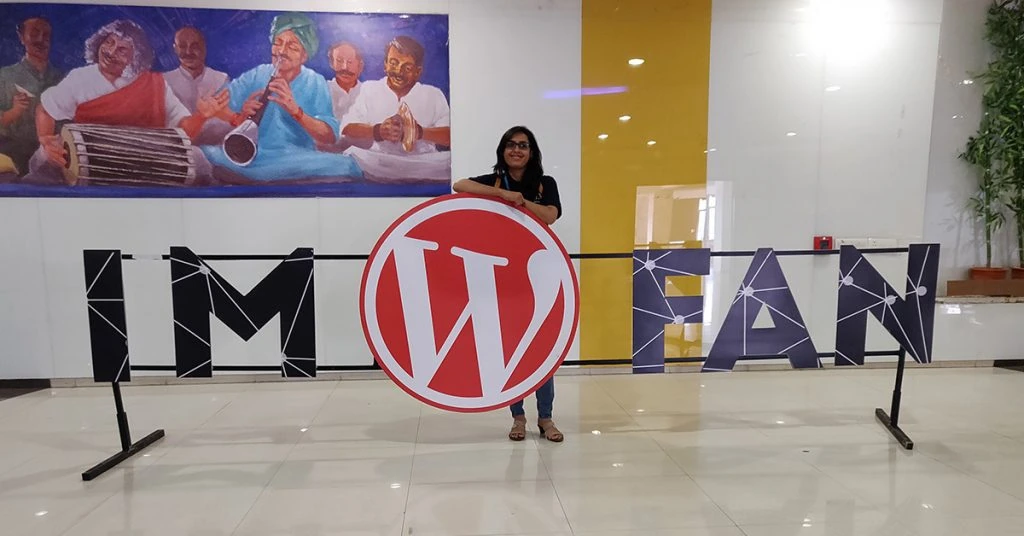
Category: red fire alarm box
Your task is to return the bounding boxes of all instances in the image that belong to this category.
[813,235,834,250]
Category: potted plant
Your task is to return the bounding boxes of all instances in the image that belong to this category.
[983,2,1024,278]
[959,0,1024,280]
[961,132,1008,280]
[1006,179,1024,278]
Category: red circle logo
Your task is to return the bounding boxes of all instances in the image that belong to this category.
[360,194,580,412]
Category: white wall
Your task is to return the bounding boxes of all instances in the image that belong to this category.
[3,0,1019,380]
[923,0,1002,289]
[0,0,582,379]
[703,0,945,360]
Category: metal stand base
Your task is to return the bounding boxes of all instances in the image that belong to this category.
[82,429,165,481]
[876,347,914,450]
[81,382,165,481]
[875,407,913,450]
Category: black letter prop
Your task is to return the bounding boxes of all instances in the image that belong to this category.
[84,250,130,383]
[170,247,316,378]
[835,244,940,365]
[703,248,821,372]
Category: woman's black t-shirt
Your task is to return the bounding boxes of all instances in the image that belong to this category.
[467,173,563,219]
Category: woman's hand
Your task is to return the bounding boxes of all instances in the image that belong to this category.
[499,189,525,206]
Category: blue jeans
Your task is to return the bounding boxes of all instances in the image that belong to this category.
[510,377,554,420]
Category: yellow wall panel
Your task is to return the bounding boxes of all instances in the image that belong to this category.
[580,0,712,361]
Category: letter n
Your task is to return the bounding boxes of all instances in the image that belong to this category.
[170,247,316,378]
[632,248,710,374]
[835,244,939,365]
[704,248,820,372]
[84,250,130,383]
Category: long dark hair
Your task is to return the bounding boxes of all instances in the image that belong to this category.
[493,126,544,193]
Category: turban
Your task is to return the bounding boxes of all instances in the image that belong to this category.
[270,12,319,57]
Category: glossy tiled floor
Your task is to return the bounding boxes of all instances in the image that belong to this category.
[2,368,1024,535]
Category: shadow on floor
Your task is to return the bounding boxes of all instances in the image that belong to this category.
[995,359,1024,373]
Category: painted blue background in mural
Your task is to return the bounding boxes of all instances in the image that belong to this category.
[0,3,450,198]
[0,4,450,100]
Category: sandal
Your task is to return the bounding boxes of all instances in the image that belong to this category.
[538,419,564,442]
[509,418,527,441]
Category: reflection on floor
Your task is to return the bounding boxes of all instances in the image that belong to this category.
[1,368,1023,535]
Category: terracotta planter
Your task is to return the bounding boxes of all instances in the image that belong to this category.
[1013,267,1024,279]
[970,266,1009,280]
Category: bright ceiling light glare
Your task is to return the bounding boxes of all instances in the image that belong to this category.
[628,58,645,66]
[962,79,975,85]
[804,0,891,66]
[619,115,631,122]
[786,132,797,137]
[398,14,410,18]
[647,140,657,146]
[597,133,609,140]
[825,85,841,92]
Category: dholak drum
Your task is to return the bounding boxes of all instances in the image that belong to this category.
[61,123,197,186]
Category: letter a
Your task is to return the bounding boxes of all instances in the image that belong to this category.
[703,248,820,372]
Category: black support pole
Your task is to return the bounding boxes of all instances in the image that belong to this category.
[875,347,914,450]
[81,382,165,481]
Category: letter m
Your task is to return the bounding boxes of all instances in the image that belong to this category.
[170,247,316,378]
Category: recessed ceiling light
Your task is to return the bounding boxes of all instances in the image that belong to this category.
[35,511,48,517]
[619,115,631,122]
[647,140,656,146]
[786,132,797,137]
[597,134,609,140]
[825,85,841,92]
[962,79,974,85]
[628,58,645,66]
[399,14,410,18]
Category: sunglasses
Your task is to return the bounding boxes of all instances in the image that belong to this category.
[505,141,530,151]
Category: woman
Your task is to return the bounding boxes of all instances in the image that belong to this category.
[452,125,564,442]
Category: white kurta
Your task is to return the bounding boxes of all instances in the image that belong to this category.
[327,78,361,123]
[339,77,450,181]
[340,78,450,155]
[163,65,229,113]
[41,64,190,128]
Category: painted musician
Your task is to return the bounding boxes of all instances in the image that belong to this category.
[0,17,63,177]
[200,12,362,183]
[29,19,223,178]
[339,35,450,181]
